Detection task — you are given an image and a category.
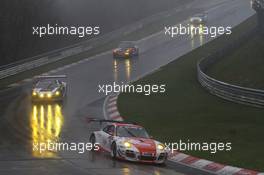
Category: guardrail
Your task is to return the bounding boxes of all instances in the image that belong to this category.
[196,14,264,108]
[0,24,138,80]
[197,57,264,108]
[0,7,182,81]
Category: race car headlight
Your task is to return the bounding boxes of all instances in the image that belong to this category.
[47,92,52,98]
[124,142,132,148]
[55,91,60,96]
[157,144,165,150]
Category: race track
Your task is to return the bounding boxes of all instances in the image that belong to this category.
[0,0,255,174]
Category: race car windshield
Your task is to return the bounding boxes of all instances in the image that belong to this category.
[36,80,57,89]
[116,126,150,138]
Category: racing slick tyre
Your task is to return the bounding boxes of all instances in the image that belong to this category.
[89,134,96,151]
[111,142,117,159]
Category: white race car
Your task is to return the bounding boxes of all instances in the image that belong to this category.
[89,119,168,164]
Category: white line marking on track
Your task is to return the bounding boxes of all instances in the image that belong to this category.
[8,83,19,87]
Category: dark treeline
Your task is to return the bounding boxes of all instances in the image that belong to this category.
[0,0,190,66]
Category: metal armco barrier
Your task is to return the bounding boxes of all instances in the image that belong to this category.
[0,21,144,80]
[196,14,264,108]
[197,55,264,108]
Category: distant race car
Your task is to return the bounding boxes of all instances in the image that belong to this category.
[190,13,208,25]
[113,41,139,58]
[31,75,67,102]
[89,119,168,164]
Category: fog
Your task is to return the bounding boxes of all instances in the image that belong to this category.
[0,0,192,65]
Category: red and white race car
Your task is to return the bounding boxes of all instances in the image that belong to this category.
[88,119,168,164]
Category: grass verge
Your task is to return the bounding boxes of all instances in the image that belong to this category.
[118,15,264,171]
[207,32,264,89]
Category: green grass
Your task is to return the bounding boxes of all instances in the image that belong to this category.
[118,15,264,171]
[207,33,264,89]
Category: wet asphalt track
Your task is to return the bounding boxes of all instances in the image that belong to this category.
[0,0,255,174]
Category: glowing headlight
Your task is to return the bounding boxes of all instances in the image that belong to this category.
[32,91,37,96]
[47,93,52,98]
[157,144,165,150]
[124,142,131,148]
[55,91,60,96]
[39,93,44,98]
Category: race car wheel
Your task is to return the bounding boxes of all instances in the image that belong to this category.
[111,142,117,159]
[89,134,96,151]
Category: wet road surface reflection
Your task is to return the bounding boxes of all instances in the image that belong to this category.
[190,24,205,48]
[113,58,135,82]
[31,104,64,158]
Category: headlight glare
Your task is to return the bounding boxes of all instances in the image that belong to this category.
[124,142,131,148]
[157,144,165,150]
[55,91,60,96]
[47,93,52,98]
